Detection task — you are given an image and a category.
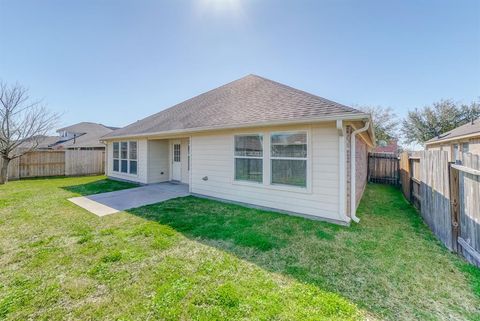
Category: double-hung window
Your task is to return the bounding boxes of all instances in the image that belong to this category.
[129,141,138,175]
[120,142,128,173]
[271,132,307,187]
[112,141,137,175]
[453,144,459,163]
[234,135,263,183]
[113,142,120,172]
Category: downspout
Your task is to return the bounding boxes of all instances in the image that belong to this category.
[336,120,347,222]
[350,121,370,223]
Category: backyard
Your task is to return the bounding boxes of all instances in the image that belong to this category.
[0,176,479,320]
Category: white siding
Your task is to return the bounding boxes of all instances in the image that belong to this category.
[427,137,480,162]
[181,138,190,184]
[167,139,190,184]
[470,138,480,155]
[148,140,169,183]
[107,139,148,184]
[190,123,342,221]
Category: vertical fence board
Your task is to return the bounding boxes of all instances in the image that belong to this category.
[399,152,410,199]
[65,150,105,176]
[3,150,106,180]
[415,151,453,250]
[449,164,460,252]
[19,151,65,178]
[396,150,480,266]
[0,157,20,180]
[368,153,399,185]
[457,153,480,266]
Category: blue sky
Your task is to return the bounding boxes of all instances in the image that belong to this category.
[1,0,479,130]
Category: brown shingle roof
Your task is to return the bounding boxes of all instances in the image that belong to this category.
[104,75,367,139]
[426,118,480,144]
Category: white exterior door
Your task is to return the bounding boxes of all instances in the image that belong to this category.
[172,141,182,181]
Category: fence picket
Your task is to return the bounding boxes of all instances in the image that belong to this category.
[2,150,105,180]
[396,150,480,266]
[368,153,399,184]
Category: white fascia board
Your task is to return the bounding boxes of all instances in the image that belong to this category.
[100,113,371,142]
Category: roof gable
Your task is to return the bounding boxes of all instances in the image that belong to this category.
[57,122,117,134]
[104,75,366,139]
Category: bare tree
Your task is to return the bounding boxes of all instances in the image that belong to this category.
[0,81,59,184]
[357,105,399,144]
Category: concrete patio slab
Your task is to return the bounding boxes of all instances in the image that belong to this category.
[68,182,189,216]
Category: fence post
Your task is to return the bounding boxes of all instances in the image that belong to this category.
[449,163,460,253]
[407,158,412,203]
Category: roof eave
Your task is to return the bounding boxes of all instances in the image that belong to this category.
[425,131,480,145]
[101,113,371,141]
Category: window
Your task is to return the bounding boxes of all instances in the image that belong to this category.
[113,142,119,172]
[271,132,307,187]
[234,135,263,182]
[453,144,459,163]
[173,144,181,162]
[462,143,469,154]
[129,141,137,175]
[121,142,128,173]
[112,141,138,175]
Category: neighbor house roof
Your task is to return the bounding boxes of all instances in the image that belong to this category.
[426,118,480,145]
[103,74,369,139]
[373,140,398,154]
[55,122,118,149]
[57,122,119,134]
[19,135,60,150]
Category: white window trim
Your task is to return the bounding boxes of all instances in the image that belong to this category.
[112,140,139,177]
[113,142,120,173]
[173,143,181,162]
[232,133,264,184]
[231,129,312,194]
[270,130,309,190]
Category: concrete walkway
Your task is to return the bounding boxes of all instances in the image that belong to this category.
[69,182,190,216]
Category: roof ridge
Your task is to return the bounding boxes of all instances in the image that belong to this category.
[117,75,255,130]
[103,75,369,139]
[247,74,361,114]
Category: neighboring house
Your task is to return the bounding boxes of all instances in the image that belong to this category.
[101,75,375,224]
[425,118,480,163]
[20,135,62,150]
[36,122,118,150]
[373,139,399,154]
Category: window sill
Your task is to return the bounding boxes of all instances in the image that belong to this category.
[232,180,311,194]
[112,171,139,178]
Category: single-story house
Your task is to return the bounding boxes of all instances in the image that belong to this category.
[425,118,480,163]
[101,75,375,224]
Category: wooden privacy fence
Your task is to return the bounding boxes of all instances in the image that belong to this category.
[400,150,480,267]
[368,153,400,185]
[2,150,105,180]
[65,150,105,176]
[19,151,65,178]
[452,154,480,265]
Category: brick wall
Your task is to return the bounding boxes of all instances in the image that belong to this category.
[355,136,368,207]
[346,126,352,216]
[346,126,369,216]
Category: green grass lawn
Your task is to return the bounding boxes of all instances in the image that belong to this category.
[0,176,479,320]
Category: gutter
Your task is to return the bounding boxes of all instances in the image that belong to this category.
[99,113,371,142]
[350,121,370,223]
